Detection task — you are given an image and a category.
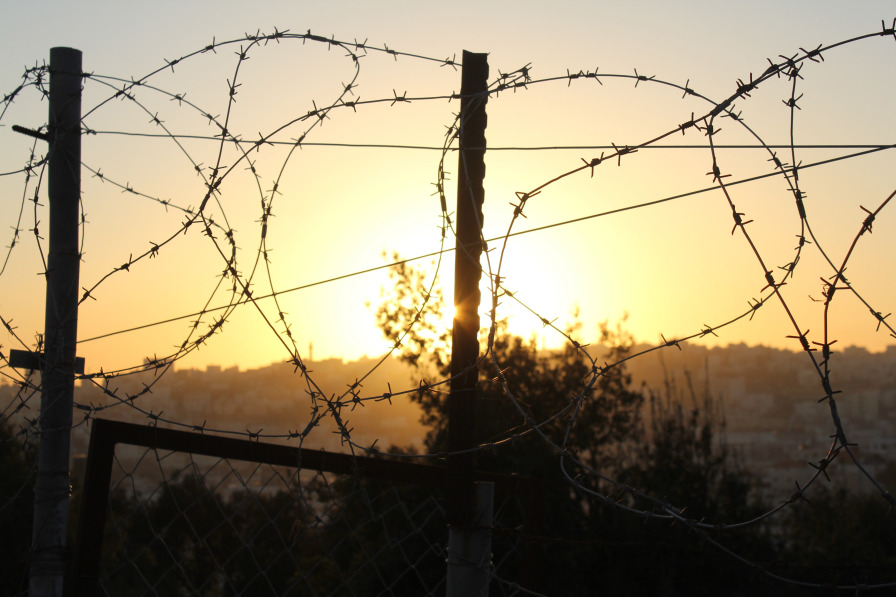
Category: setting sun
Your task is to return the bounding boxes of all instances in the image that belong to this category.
[3,3,896,594]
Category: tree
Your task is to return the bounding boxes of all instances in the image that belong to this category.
[373,257,782,595]
[780,484,896,589]
[618,370,755,521]
[94,467,448,596]
[599,370,778,596]
[373,255,644,474]
[0,423,35,596]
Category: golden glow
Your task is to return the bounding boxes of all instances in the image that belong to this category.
[1,3,894,376]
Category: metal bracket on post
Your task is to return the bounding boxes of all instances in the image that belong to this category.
[9,349,85,375]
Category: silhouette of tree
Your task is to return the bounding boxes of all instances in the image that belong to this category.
[373,257,782,595]
[0,423,35,596]
[89,464,447,595]
[780,485,896,589]
[618,371,755,520]
[373,255,643,472]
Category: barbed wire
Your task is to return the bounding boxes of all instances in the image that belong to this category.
[2,21,896,592]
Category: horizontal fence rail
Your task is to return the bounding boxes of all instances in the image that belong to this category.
[71,418,543,596]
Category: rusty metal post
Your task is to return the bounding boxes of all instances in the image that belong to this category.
[30,46,82,597]
[446,50,490,597]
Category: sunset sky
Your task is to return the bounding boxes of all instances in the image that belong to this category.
[1,0,894,377]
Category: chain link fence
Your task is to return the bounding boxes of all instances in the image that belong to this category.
[70,419,542,596]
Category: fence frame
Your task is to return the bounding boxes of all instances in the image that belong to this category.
[69,417,544,596]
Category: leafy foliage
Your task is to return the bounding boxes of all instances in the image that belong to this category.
[6,254,891,595]
[618,371,754,521]
[0,423,35,596]
[374,256,644,471]
[374,257,784,595]
[97,468,447,596]
[780,485,896,589]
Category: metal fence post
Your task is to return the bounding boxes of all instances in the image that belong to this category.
[29,46,82,597]
[446,50,490,597]
[447,481,494,596]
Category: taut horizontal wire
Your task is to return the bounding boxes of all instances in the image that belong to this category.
[76,143,891,346]
[77,130,895,151]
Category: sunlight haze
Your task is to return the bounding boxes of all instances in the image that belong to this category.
[1,0,894,374]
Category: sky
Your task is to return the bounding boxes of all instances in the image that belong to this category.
[1,0,894,377]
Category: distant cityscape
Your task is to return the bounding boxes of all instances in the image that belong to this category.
[630,342,896,501]
[4,341,894,503]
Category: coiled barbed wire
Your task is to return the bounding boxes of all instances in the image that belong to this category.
[1,22,895,590]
